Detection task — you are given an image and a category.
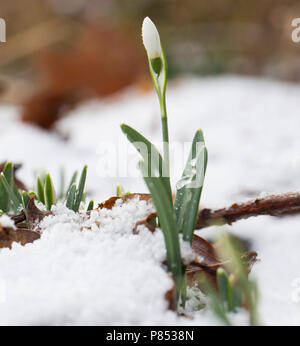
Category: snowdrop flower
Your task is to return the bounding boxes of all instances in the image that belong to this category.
[142,17,163,75]
[142,17,162,59]
[141,16,168,171]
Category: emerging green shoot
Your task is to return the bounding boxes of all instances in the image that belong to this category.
[73,165,87,212]
[44,173,57,211]
[201,234,260,326]
[0,163,91,216]
[217,233,260,326]
[116,184,130,197]
[34,165,89,213]
[36,176,45,204]
[0,161,13,213]
[22,191,30,210]
[86,200,94,211]
[0,162,22,213]
[66,183,77,210]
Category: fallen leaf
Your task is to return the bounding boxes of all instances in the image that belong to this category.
[187,234,258,288]
[133,212,157,234]
[98,193,152,210]
[26,195,51,229]
[0,224,40,249]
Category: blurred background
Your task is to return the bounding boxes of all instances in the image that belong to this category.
[1,0,300,128]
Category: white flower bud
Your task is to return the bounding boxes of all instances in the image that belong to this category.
[142,17,162,59]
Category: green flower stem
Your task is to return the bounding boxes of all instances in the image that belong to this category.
[160,55,170,180]
[148,48,170,182]
[160,97,170,179]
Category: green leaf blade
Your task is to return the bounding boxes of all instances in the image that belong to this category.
[66,183,76,211]
[73,165,87,212]
[174,129,208,243]
[0,162,13,212]
[36,176,45,204]
[121,124,172,201]
[66,170,78,197]
[0,171,22,213]
[44,173,56,211]
[22,191,30,210]
[141,161,182,293]
[87,200,94,211]
[217,268,229,307]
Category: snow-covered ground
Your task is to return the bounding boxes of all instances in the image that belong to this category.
[0,75,300,325]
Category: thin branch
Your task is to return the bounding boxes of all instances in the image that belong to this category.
[196,192,300,230]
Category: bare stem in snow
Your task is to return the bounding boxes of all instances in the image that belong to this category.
[196,192,300,229]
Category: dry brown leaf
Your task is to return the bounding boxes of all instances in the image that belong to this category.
[11,211,26,226]
[98,193,152,210]
[187,234,258,288]
[0,224,40,249]
[26,195,51,229]
[98,193,155,234]
[133,212,157,234]
[164,275,177,311]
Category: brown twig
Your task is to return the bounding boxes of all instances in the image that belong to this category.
[196,192,300,230]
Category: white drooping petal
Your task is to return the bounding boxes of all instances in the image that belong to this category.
[142,17,162,59]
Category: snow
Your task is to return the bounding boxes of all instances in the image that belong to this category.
[179,236,195,265]
[0,75,300,325]
[0,215,15,229]
[0,198,174,325]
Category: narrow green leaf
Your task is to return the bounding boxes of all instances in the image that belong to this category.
[217,268,229,307]
[116,184,130,197]
[0,162,14,212]
[13,182,22,205]
[206,284,231,326]
[121,124,172,201]
[36,176,45,204]
[58,167,65,200]
[195,270,230,325]
[174,129,208,243]
[44,173,56,211]
[22,191,30,210]
[228,274,242,312]
[0,173,21,212]
[66,170,78,196]
[116,184,122,197]
[140,161,182,293]
[217,234,260,325]
[3,162,13,185]
[0,178,9,213]
[73,165,87,212]
[0,162,22,213]
[66,183,76,210]
[87,200,94,211]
